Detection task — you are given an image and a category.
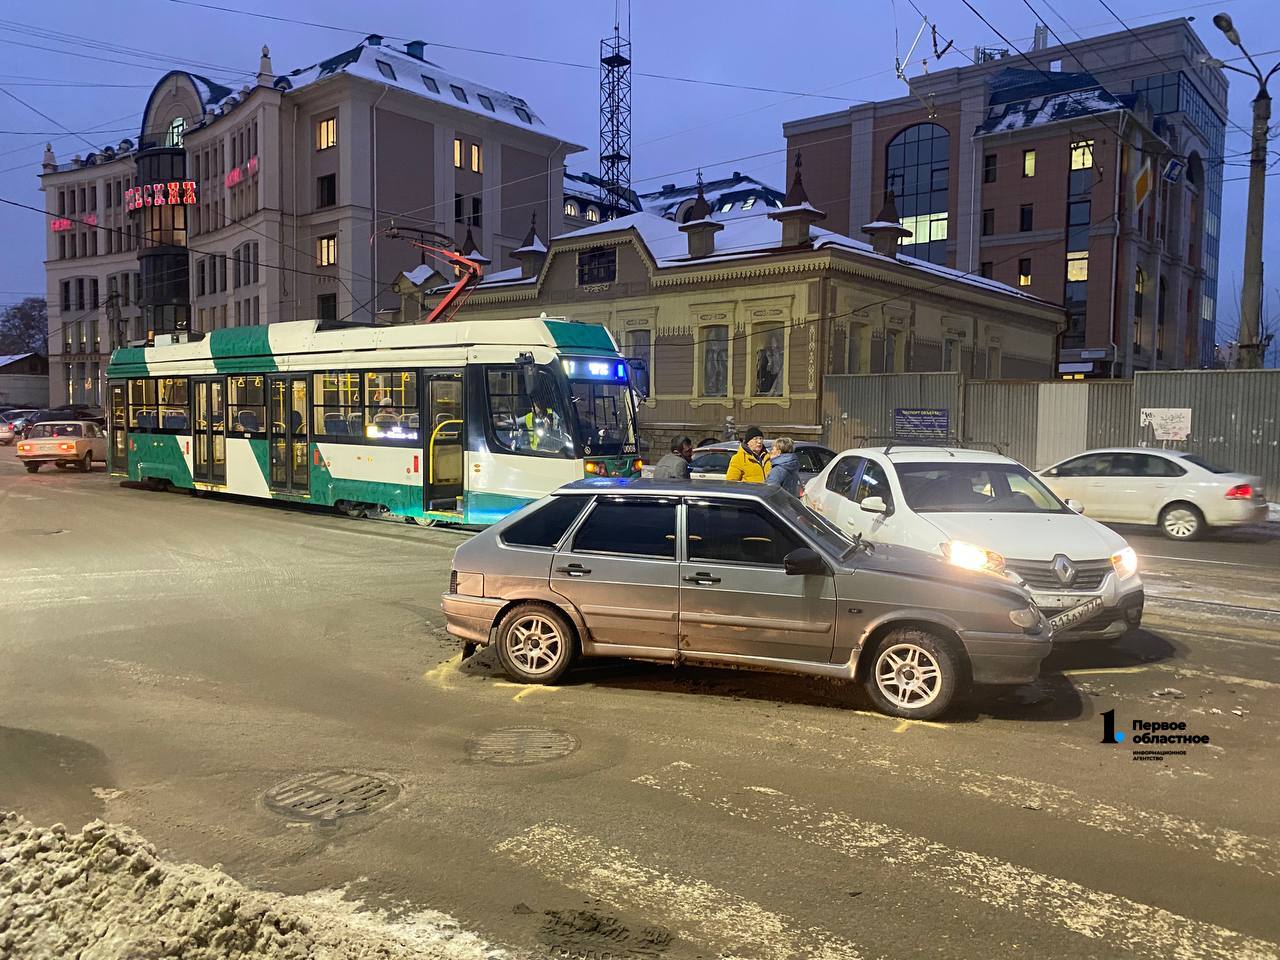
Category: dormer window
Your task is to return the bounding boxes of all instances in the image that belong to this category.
[719,202,734,213]
[478,94,494,111]
[375,60,396,80]
[450,84,468,103]
[743,197,756,210]
[585,206,600,223]
[421,75,439,93]
[514,106,531,123]
[564,200,579,217]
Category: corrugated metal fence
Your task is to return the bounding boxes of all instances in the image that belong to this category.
[821,369,1280,495]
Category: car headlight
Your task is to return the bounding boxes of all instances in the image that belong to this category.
[1111,546,1138,580]
[1009,606,1040,629]
[941,540,1006,574]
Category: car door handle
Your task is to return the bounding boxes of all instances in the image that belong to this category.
[555,564,591,576]
[683,573,722,584]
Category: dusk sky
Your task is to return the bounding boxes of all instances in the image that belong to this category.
[2,0,1277,348]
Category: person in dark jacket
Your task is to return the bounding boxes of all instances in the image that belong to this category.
[651,436,692,480]
[765,437,801,495]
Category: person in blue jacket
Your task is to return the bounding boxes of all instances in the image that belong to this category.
[765,437,801,496]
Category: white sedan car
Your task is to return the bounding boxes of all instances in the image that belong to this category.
[1038,447,1267,541]
[803,446,1143,640]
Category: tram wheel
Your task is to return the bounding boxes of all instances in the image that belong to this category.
[338,501,368,519]
[411,516,438,527]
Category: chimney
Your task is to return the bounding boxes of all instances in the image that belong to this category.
[677,173,723,259]
[512,213,547,279]
[861,190,913,258]
[768,153,826,247]
[257,45,273,86]
[366,34,383,46]
[406,40,426,60]
[41,143,56,173]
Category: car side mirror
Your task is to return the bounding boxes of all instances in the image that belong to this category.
[1044,468,1058,477]
[1066,498,1084,514]
[783,547,827,576]
[860,496,888,514]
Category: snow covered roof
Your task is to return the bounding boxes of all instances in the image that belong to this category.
[462,209,1049,305]
[277,37,570,143]
[0,353,36,368]
[564,170,640,212]
[977,78,1129,136]
[638,172,784,221]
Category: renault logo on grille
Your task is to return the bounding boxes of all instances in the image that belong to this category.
[1053,554,1077,587]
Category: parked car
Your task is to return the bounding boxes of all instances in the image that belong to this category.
[689,441,836,485]
[802,445,1143,641]
[0,413,24,445]
[442,478,1051,720]
[1037,447,1268,541]
[15,420,107,472]
[2,408,38,439]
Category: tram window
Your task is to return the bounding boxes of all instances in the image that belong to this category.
[128,377,157,429]
[485,365,572,457]
[228,375,266,433]
[313,371,361,437]
[364,370,419,441]
[157,378,189,430]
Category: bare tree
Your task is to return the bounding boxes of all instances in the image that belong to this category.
[0,297,48,356]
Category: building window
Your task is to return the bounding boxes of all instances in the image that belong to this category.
[469,197,482,227]
[980,261,993,279]
[470,143,482,173]
[1066,250,1089,282]
[1022,149,1036,178]
[1019,204,1034,232]
[884,330,899,372]
[626,329,650,397]
[453,138,462,168]
[564,200,579,217]
[987,346,1001,377]
[743,196,757,210]
[983,153,997,184]
[454,193,464,223]
[1018,258,1032,286]
[58,235,66,260]
[751,322,785,397]
[585,206,600,223]
[197,259,206,296]
[317,293,337,322]
[943,338,959,372]
[884,122,950,265]
[478,93,494,111]
[576,247,616,285]
[514,106,531,123]
[317,173,336,209]
[700,324,729,397]
[1135,267,1145,317]
[450,84,468,103]
[315,116,337,151]
[375,59,396,80]
[60,280,71,312]
[166,117,185,148]
[981,208,994,236]
[1071,139,1094,170]
[421,74,438,93]
[316,234,337,267]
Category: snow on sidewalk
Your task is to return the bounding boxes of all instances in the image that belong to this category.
[0,812,510,960]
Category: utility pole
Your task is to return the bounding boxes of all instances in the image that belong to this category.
[1203,13,1280,368]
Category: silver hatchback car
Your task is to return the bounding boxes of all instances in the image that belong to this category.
[442,479,1051,720]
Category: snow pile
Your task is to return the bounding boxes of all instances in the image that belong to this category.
[0,812,509,960]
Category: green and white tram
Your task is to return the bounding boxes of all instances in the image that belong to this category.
[105,316,643,525]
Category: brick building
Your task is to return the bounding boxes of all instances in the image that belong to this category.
[784,18,1228,378]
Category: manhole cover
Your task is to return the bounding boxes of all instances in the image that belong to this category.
[263,771,399,821]
[467,727,579,766]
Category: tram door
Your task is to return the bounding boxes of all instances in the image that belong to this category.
[268,375,309,494]
[424,371,464,511]
[192,378,226,484]
[109,382,127,473]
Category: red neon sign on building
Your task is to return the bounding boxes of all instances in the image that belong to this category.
[224,155,259,190]
[50,214,95,232]
[125,180,198,212]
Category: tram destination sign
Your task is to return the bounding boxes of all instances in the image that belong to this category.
[126,180,198,212]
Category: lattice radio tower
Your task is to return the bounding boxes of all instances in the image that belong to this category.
[599,1,633,218]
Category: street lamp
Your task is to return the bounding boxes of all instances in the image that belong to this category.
[1202,13,1280,368]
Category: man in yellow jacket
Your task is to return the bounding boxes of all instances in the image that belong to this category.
[725,426,772,482]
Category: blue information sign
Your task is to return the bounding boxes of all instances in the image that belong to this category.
[893,407,950,440]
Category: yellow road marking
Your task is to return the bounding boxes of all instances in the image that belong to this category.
[846,708,949,729]
[422,652,462,687]
[1060,666,1150,676]
[893,719,912,733]
[513,686,558,701]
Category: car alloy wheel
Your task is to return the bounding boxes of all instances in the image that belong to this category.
[505,613,565,677]
[874,642,944,710]
[1160,505,1201,540]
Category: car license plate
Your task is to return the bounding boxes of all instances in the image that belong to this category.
[1048,596,1105,631]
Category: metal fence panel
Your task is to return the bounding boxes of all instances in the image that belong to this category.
[1034,383,1090,469]
[821,373,962,450]
[964,381,1039,465]
[1134,369,1280,497]
[1085,380,1137,452]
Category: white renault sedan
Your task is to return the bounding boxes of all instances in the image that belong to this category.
[803,446,1143,640]
[1038,448,1267,540]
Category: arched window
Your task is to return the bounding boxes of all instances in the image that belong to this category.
[885,123,950,265]
[564,200,579,218]
[585,206,600,223]
[166,117,185,148]
[1134,267,1145,317]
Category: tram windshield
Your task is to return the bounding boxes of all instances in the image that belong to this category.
[567,378,638,456]
[486,365,574,457]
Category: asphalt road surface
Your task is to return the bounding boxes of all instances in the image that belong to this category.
[2,446,1278,960]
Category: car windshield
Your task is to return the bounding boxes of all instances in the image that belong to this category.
[773,494,861,558]
[30,423,83,438]
[897,461,1069,513]
[1182,454,1231,474]
[566,379,638,456]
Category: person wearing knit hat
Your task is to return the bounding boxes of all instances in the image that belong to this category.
[725,425,772,483]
